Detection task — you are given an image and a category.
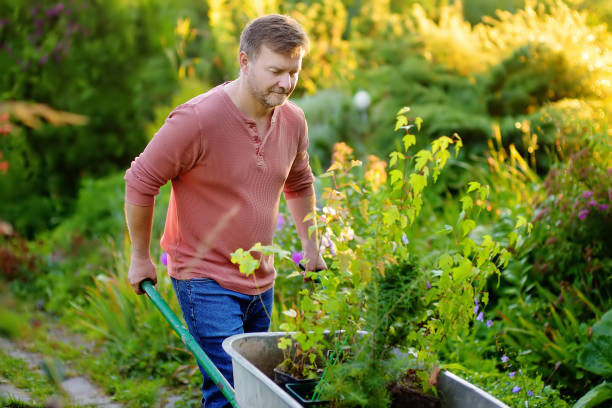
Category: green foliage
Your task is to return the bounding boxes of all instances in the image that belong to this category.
[0,350,56,403]
[573,382,612,408]
[485,43,592,117]
[233,109,542,406]
[71,250,192,384]
[0,0,178,236]
[579,308,612,377]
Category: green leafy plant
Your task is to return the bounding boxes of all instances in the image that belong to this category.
[232,107,536,406]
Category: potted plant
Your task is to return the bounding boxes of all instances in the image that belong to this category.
[228,108,527,407]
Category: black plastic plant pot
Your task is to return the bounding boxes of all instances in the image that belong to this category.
[285,380,329,406]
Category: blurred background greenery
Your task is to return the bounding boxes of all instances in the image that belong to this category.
[1,0,611,407]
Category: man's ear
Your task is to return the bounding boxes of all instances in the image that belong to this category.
[238,51,249,74]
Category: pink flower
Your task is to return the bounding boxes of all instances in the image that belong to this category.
[588,200,598,207]
[600,204,609,211]
[291,251,303,266]
[160,252,168,266]
[276,213,285,231]
[579,209,589,220]
[582,191,594,199]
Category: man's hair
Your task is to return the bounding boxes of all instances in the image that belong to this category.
[239,14,310,59]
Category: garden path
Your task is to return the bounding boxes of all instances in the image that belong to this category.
[0,336,122,407]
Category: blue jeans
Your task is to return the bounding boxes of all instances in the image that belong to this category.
[171,277,274,408]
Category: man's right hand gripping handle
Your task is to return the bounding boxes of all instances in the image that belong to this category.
[129,256,157,295]
[125,202,157,295]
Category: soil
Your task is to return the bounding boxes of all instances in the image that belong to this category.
[387,369,441,408]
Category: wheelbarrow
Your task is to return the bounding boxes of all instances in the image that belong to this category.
[140,279,240,408]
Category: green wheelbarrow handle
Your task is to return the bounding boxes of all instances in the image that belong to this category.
[140,279,239,408]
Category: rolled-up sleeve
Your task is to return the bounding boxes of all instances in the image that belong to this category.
[125,104,204,206]
[284,114,314,199]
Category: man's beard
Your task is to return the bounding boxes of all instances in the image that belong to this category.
[247,76,291,108]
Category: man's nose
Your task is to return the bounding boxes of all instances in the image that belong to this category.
[278,73,292,90]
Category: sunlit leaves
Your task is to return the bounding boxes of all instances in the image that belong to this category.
[415,150,433,172]
[409,173,427,195]
[403,134,416,151]
[389,151,405,167]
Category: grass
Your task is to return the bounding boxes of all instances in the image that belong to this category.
[0,288,201,407]
[0,349,56,404]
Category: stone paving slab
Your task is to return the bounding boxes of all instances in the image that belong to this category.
[0,336,123,407]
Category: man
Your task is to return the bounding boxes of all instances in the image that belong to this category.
[124,14,326,408]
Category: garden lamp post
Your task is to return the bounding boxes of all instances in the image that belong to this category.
[353,89,371,124]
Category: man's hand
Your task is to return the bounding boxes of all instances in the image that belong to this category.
[301,248,327,282]
[303,251,327,272]
[128,256,157,295]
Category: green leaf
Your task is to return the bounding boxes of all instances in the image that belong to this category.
[394,115,408,131]
[389,169,403,186]
[436,149,451,170]
[438,254,453,270]
[415,150,432,172]
[467,181,480,193]
[397,106,411,115]
[572,382,612,408]
[403,134,416,151]
[409,173,427,195]
[579,309,612,376]
[389,151,405,167]
[454,134,463,157]
[461,219,476,237]
[460,196,473,212]
[437,224,454,235]
[592,308,612,337]
[415,117,423,132]
[515,216,527,229]
[452,259,472,283]
[383,206,400,226]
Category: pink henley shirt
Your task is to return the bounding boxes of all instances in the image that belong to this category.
[124,83,314,295]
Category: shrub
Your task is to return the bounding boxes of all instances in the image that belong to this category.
[0,0,178,236]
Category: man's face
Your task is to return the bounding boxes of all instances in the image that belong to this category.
[243,45,303,108]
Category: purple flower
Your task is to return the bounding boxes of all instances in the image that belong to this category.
[160,252,168,266]
[474,304,479,315]
[291,251,303,266]
[582,191,594,199]
[600,204,609,211]
[276,213,285,231]
[509,371,516,378]
[46,3,65,18]
[588,199,598,207]
[527,390,533,397]
[401,234,409,245]
[579,209,589,220]
[501,355,509,363]
[512,386,521,393]
[486,319,493,328]
[426,281,431,289]
[476,311,484,321]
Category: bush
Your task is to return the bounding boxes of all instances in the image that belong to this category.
[0,0,178,236]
